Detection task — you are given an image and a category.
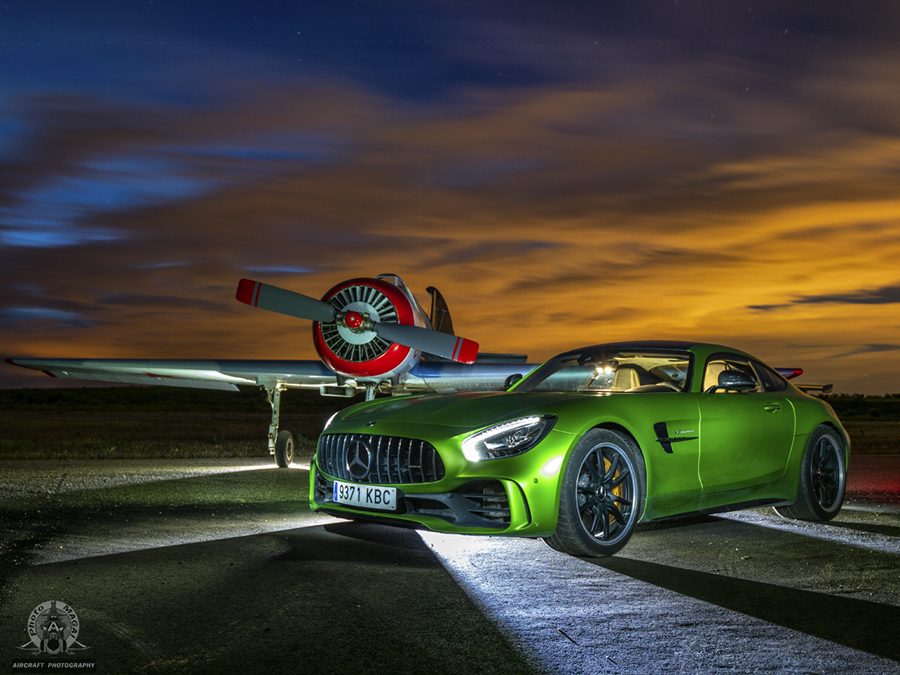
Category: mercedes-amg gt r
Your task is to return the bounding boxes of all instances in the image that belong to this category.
[310,341,848,557]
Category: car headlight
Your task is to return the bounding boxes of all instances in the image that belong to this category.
[462,415,556,462]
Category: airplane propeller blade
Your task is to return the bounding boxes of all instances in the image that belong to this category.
[236,279,336,323]
[237,278,479,363]
[374,322,479,364]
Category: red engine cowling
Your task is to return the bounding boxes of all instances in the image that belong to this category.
[312,277,423,381]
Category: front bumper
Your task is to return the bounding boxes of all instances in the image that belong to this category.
[310,462,563,536]
[314,469,516,530]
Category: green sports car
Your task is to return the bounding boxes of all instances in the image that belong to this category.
[310,341,849,557]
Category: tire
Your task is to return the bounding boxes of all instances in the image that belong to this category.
[274,429,295,468]
[774,425,846,521]
[543,428,645,557]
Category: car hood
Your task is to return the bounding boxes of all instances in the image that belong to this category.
[335,391,571,431]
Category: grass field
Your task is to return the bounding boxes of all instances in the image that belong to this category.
[1,387,898,460]
[0,386,349,461]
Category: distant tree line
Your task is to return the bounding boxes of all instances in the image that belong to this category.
[819,394,900,421]
[0,386,358,415]
[1,387,897,421]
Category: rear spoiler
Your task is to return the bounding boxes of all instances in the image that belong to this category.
[775,367,832,394]
[795,383,834,394]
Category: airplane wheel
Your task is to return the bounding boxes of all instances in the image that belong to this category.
[275,430,295,468]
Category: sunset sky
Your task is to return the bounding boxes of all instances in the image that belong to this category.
[2,1,900,393]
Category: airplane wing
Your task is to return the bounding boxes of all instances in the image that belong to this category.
[6,273,538,468]
[4,356,535,396]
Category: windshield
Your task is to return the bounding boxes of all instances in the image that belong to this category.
[516,348,692,393]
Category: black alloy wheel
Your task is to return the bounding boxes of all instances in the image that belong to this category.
[774,425,846,521]
[544,428,645,557]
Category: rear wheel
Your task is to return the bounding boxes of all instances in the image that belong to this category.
[774,426,846,521]
[544,429,645,557]
[275,429,295,468]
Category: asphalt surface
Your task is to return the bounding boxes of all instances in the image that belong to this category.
[0,456,898,674]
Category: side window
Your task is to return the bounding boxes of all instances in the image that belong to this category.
[753,361,787,392]
[702,355,763,393]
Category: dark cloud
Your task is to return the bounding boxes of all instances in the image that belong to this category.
[0,307,98,328]
[837,343,900,357]
[759,284,900,309]
[797,284,900,305]
[95,293,229,313]
[748,304,789,312]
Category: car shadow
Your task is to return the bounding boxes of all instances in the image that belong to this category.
[825,520,900,538]
[585,554,900,661]
[637,514,722,530]
[269,522,438,567]
[641,510,900,537]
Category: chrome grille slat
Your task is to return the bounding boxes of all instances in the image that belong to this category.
[411,440,421,483]
[400,437,408,483]
[341,434,350,478]
[430,444,437,482]
[385,436,393,483]
[318,433,444,484]
[418,441,427,483]
[374,436,383,483]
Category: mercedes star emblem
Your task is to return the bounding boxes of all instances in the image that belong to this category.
[346,439,372,479]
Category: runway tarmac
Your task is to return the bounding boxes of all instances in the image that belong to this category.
[1,456,898,674]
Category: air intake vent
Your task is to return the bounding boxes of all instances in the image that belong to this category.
[318,433,445,484]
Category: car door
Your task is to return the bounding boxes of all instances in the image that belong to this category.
[697,354,795,494]
[633,393,704,518]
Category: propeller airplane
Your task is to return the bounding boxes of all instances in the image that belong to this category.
[6,274,534,467]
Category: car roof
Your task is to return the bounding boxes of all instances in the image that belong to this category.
[559,340,701,352]
[554,341,752,358]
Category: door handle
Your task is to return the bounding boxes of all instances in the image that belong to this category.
[764,403,782,412]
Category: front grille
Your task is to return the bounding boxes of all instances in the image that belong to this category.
[318,433,445,484]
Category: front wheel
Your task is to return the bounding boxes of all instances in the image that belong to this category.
[774,425,846,521]
[544,429,645,557]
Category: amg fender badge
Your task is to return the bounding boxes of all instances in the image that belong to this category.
[653,422,698,454]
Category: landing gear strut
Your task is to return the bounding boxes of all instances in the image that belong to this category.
[265,384,294,468]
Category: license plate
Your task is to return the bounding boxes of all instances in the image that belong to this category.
[333,481,397,511]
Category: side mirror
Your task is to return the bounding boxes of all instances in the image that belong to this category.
[504,373,523,390]
[707,370,758,393]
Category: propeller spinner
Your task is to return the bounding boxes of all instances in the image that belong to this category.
[235,278,479,366]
